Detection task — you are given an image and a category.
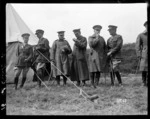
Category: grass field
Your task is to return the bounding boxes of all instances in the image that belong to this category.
[6,74,147,115]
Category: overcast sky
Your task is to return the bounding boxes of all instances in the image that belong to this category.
[11,3,147,48]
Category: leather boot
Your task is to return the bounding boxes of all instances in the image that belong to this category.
[110,72,114,86]
[90,73,96,88]
[142,71,146,86]
[20,77,26,88]
[115,71,122,85]
[14,77,19,90]
[56,76,60,86]
[95,72,100,86]
[63,76,67,86]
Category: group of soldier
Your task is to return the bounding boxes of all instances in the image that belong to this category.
[13,21,148,90]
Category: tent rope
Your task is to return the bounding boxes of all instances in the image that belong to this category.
[36,49,91,98]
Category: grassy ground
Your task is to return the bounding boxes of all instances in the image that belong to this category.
[6,74,147,115]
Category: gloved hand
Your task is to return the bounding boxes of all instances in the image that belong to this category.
[137,56,142,60]
[24,59,29,62]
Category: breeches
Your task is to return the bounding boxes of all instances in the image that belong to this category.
[14,66,30,78]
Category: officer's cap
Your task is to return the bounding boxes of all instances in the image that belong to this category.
[57,31,65,35]
[93,25,102,30]
[108,25,117,30]
[144,21,147,26]
[35,29,44,34]
[73,29,80,32]
[21,33,30,37]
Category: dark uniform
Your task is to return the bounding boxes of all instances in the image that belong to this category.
[107,25,123,86]
[88,25,108,88]
[14,33,33,89]
[51,31,72,85]
[135,21,148,86]
[70,29,89,86]
[35,29,50,87]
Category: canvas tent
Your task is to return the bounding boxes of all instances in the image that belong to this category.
[6,4,38,83]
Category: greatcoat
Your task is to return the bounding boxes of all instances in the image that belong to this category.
[88,34,108,73]
[70,35,89,81]
[51,39,72,77]
[135,30,148,71]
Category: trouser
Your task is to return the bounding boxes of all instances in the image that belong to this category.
[14,66,30,89]
[56,75,68,85]
[110,71,122,85]
[90,72,101,87]
[142,71,148,85]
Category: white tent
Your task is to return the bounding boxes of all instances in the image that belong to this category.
[6,4,38,83]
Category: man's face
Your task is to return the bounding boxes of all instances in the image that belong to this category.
[58,34,64,39]
[23,36,29,43]
[74,31,81,37]
[108,28,116,35]
[94,29,100,34]
[36,33,43,39]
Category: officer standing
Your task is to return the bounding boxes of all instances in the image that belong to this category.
[51,31,72,86]
[35,29,50,87]
[70,29,89,86]
[88,25,108,88]
[135,21,148,86]
[13,33,33,90]
[107,25,123,87]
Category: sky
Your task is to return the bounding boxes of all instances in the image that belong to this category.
[11,3,147,48]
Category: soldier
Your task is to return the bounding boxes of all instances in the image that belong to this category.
[88,25,108,88]
[135,21,148,86]
[107,25,123,87]
[35,29,50,87]
[13,33,33,90]
[70,29,89,86]
[51,31,72,86]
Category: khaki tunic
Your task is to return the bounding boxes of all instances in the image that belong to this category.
[35,37,50,63]
[135,31,148,71]
[15,43,33,67]
[88,34,108,73]
[107,34,123,71]
[51,39,72,77]
[70,35,89,81]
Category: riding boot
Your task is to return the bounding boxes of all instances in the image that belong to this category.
[90,72,96,88]
[63,76,67,85]
[14,77,19,90]
[77,80,80,86]
[82,80,86,86]
[115,71,122,85]
[20,77,26,88]
[56,76,60,86]
[95,72,100,86]
[142,71,147,86]
[110,72,114,86]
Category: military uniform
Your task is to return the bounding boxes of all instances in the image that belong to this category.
[70,29,89,86]
[88,25,108,88]
[135,21,148,86]
[51,31,72,85]
[107,25,123,86]
[14,33,33,89]
[35,29,50,87]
